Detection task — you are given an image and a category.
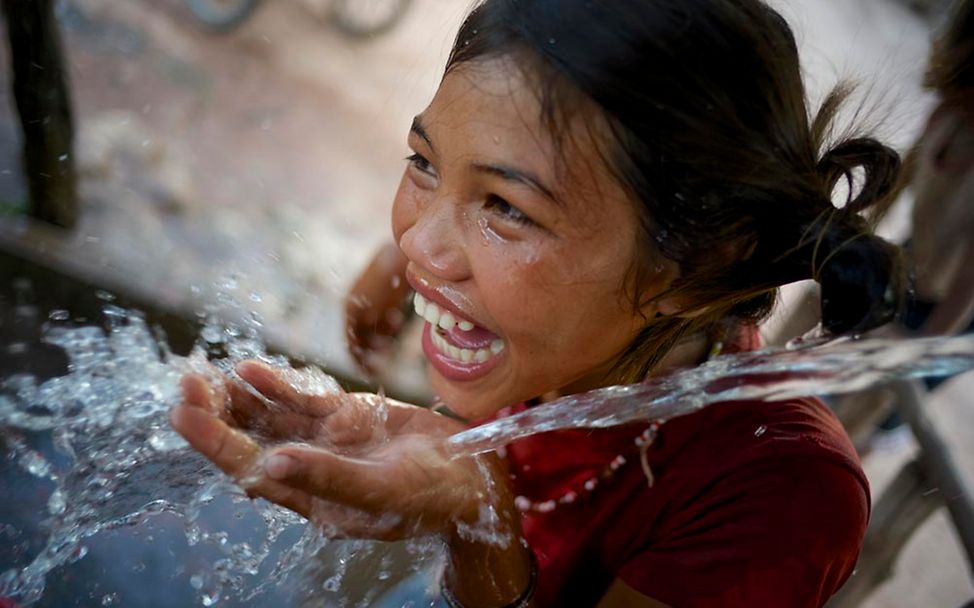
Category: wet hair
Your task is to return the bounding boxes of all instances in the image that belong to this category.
[926,0,974,95]
[447,0,905,381]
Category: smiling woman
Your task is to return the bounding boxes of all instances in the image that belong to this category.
[394,59,660,419]
[173,1,907,607]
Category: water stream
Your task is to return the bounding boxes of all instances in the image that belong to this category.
[446,333,974,456]
[1,304,973,605]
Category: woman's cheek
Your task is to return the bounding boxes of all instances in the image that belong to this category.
[391,174,421,244]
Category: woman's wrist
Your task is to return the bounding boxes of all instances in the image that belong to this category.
[442,454,535,607]
[443,530,535,608]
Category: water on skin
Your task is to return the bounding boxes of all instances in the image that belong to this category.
[3,305,974,605]
[0,307,440,606]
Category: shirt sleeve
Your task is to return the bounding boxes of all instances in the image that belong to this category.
[617,455,869,608]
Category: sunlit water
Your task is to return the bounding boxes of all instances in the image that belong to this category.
[2,304,973,606]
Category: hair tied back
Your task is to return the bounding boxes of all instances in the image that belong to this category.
[810,138,905,335]
[816,138,901,215]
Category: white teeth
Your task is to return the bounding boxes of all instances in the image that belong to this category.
[413,293,477,333]
[427,305,440,327]
[414,292,508,364]
[429,325,504,365]
[438,312,456,330]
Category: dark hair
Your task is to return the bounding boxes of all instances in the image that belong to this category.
[447,0,905,381]
[926,0,974,95]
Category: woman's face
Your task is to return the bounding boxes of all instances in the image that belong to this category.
[392,57,673,419]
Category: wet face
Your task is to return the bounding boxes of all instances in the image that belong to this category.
[392,57,673,419]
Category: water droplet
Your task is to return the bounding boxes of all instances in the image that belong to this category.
[49,309,69,321]
[21,450,51,478]
[322,575,341,591]
[101,593,118,605]
[69,544,88,563]
[149,430,185,452]
[48,489,66,515]
[201,589,220,606]
[201,324,225,344]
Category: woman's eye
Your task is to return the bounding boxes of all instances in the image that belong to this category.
[484,195,534,226]
[406,153,435,176]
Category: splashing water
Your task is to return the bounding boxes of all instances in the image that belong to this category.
[3,299,974,605]
[0,306,439,606]
[446,333,974,456]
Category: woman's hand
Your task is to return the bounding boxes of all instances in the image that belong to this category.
[171,359,535,605]
[171,360,497,539]
[345,243,411,376]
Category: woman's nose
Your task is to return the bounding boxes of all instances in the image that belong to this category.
[398,200,470,283]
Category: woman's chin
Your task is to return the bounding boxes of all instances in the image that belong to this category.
[426,368,510,422]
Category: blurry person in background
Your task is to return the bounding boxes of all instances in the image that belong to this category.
[905,0,974,338]
[834,0,973,451]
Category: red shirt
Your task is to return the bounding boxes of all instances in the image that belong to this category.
[501,331,869,607]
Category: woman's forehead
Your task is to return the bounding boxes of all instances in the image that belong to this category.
[421,58,628,216]
[424,60,558,161]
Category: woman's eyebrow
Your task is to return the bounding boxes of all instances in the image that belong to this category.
[473,163,561,206]
[410,116,434,152]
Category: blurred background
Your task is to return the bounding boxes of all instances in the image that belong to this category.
[0,0,972,606]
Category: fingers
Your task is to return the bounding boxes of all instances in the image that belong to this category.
[344,244,411,375]
[170,400,316,517]
[224,378,326,440]
[262,446,401,514]
[181,373,218,413]
[235,360,345,417]
[171,401,261,480]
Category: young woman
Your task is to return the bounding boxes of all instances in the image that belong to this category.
[172,1,906,605]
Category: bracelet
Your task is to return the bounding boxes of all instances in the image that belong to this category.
[440,549,539,608]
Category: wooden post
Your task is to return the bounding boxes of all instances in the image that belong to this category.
[894,380,974,572]
[2,0,78,228]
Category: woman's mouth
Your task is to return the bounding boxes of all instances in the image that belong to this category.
[413,292,506,381]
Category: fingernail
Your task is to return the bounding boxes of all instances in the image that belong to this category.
[264,454,294,480]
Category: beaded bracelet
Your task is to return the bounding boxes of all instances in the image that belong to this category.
[440,549,539,608]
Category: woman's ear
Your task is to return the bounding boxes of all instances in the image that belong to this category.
[656,296,711,319]
[640,264,710,320]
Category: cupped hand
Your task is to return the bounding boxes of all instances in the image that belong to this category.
[170,360,508,541]
[345,243,411,376]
